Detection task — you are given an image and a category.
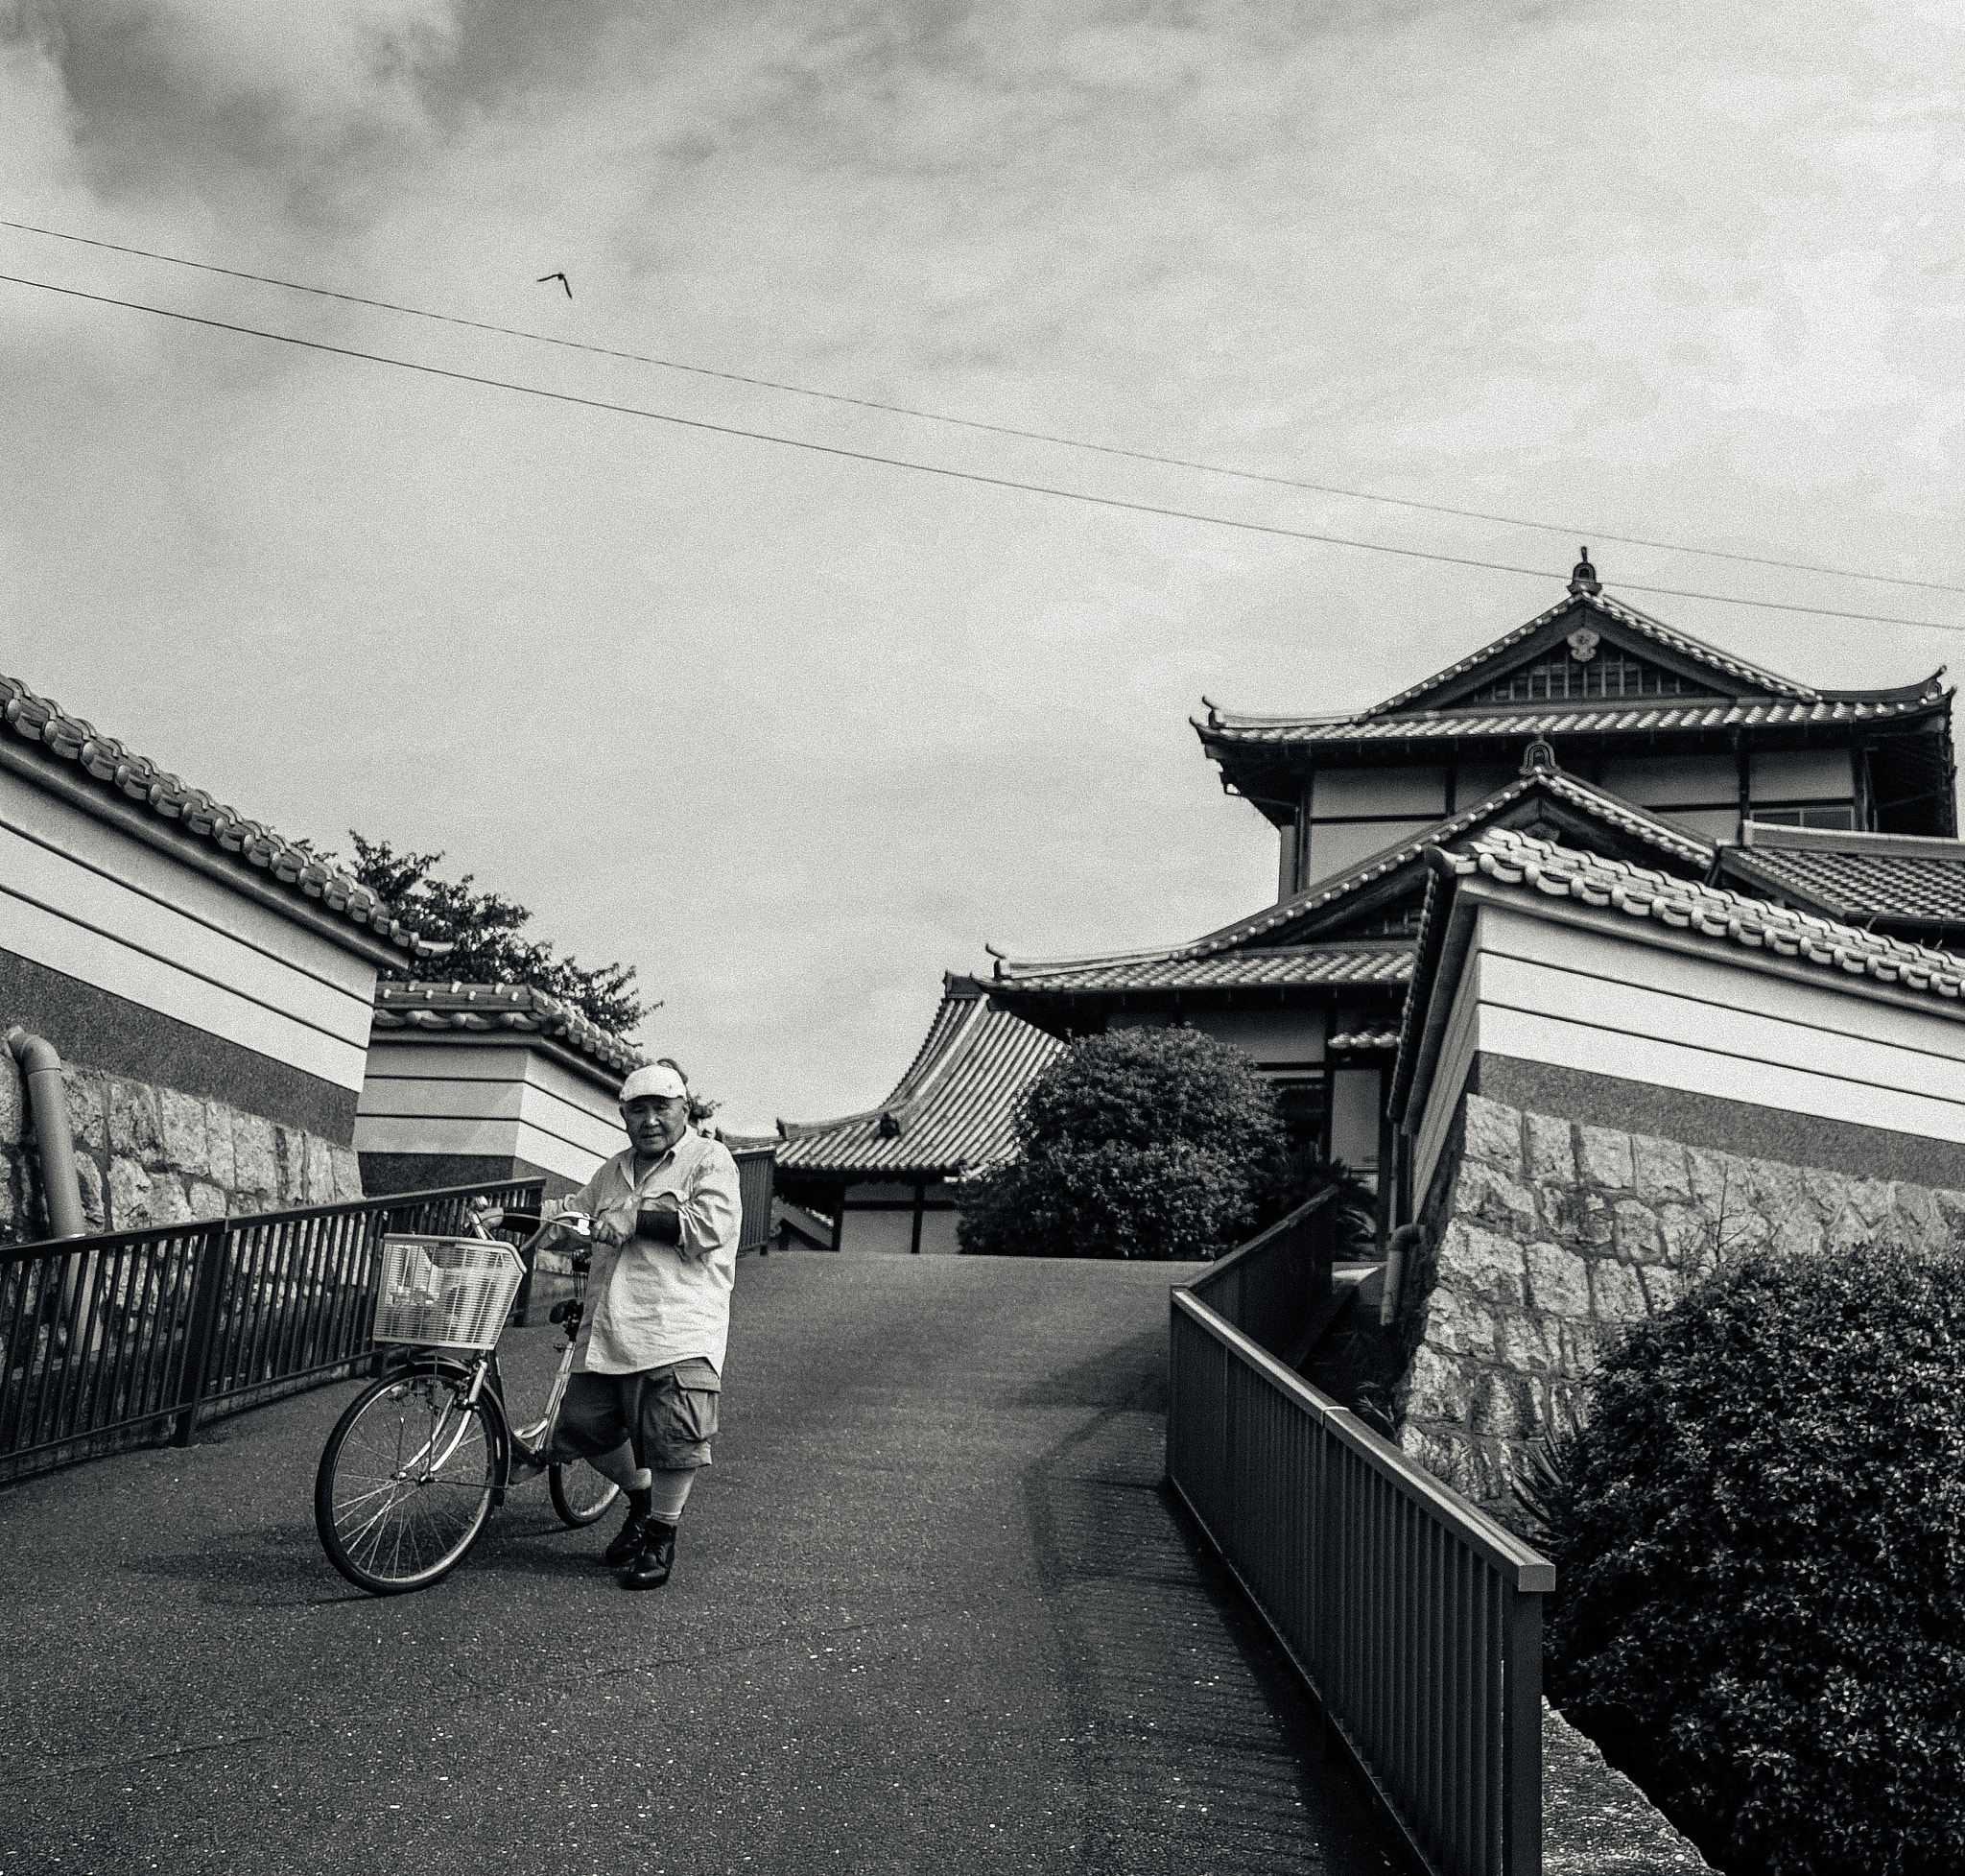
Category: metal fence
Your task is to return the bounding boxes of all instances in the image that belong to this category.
[1169,1202,1554,1876]
[0,1181,540,1486]
[1196,1185,1338,1358]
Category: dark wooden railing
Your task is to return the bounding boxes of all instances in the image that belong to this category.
[1168,1192,1554,1876]
[0,1181,541,1486]
[731,1145,776,1255]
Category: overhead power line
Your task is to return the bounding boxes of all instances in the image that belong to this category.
[4,269,1958,635]
[5,214,1960,602]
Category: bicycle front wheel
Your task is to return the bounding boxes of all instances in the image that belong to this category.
[549,1461,622,1528]
[316,1367,507,1595]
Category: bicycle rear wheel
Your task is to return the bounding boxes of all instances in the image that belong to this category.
[549,1461,622,1527]
[316,1366,507,1595]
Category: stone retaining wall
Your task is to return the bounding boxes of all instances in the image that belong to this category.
[0,1050,363,1241]
[1393,1091,1964,1520]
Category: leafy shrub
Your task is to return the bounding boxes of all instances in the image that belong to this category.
[959,1139,1263,1261]
[1535,1236,1965,1876]
[959,1027,1306,1260]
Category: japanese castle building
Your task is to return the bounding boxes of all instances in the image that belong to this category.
[980,556,1958,1226]
[782,556,1959,1250]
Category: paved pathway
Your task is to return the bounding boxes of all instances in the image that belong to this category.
[0,1254,1401,1875]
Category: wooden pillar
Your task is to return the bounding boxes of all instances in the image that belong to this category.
[909,1180,926,1255]
[830,1184,846,1255]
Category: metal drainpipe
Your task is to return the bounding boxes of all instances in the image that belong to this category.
[6,1027,86,1238]
[1380,1222,1425,1330]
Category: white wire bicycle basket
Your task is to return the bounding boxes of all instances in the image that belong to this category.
[370,1235,526,1350]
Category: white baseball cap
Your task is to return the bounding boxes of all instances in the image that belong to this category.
[618,1062,688,1104]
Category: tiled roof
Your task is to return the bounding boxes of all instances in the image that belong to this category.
[1170,767,1712,957]
[1200,694,1939,748]
[1441,828,1965,998]
[990,945,1412,994]
[1197,587,1945,747]
[1329,1028,1401,1052]
[371,980,644,1076]
[1361,590,1822,716]
[777,986,1065,1176]
[0,672,439,958]
[1394,825,1965,1116]
[1719,844,1965,929]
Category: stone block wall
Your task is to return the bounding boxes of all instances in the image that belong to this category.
[1393,1092,1964,1522]
[0,1051,364,1242]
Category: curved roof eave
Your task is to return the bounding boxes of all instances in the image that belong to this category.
[1196,587,1948,735]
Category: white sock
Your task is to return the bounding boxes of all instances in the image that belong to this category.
[648,1468,697,1524]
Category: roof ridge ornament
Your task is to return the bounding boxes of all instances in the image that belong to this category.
[1568,547,1601,596]
[1520,738,1560,776]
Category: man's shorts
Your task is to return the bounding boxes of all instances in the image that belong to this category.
[548,1360,721,1470]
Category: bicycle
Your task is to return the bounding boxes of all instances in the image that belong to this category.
[314,1206,622,1596]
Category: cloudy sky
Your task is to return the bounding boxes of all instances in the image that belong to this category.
[3,0,1960,1131]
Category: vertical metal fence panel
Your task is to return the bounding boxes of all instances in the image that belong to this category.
[1169,1235,1552,1876]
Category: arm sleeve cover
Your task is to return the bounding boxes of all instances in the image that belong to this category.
[635,1205,683,1246]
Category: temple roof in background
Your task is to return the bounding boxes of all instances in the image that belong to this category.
[982,757,1714,1004]
[985,944,1413,996]
[777,982,1064,1178]
[1355,587,1920,716]
[0,671,443,962]
[1195,582,1949,800]
[1201,694,1940,748]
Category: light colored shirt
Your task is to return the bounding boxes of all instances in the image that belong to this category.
[568,1131,744,1376]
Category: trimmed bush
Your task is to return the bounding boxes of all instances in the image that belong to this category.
[958,1027,1292,1260]
[1536,1236,1965,1876]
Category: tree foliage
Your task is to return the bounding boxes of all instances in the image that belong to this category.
[1535,1236,1965,1876]
[342,833,651,1037]
[959,1026,1314,1260]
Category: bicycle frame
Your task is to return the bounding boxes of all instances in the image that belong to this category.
[377,1215,586,1483]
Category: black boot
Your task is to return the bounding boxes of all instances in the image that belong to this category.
[622,1519,676,1591]
[604,1490,652,1567]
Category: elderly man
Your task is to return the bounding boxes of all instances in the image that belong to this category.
[538,1060,743,1590]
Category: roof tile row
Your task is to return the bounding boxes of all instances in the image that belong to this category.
[1,673,434,954]
[993,946,1412,994]
[777,990,1065,1176]
[371,980,644,1076]
[1359,590,1820,718]
[1720,843,1965,928]
[1435,829,1965,999]
[1201,694,1938,746]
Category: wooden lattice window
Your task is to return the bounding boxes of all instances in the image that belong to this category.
[1467,651,1717,705]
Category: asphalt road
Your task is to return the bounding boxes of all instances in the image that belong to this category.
[0,1253,1403,1876]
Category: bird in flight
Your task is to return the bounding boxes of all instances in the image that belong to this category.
[537,272,572,297]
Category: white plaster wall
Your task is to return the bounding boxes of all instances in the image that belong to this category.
[1312,768,1450,819]
[1186,1008,1326,1064]
[1659,807,1740,843]
[1411,897,1965,1200]
[1306,818,1439,887]
[0,769,376,1089]
[1750,747,1853,802]
[1329,1067,1385,1176]
[1598,752,1739,807]
[840,1187,962,1254]
[355,1037,628,1183]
